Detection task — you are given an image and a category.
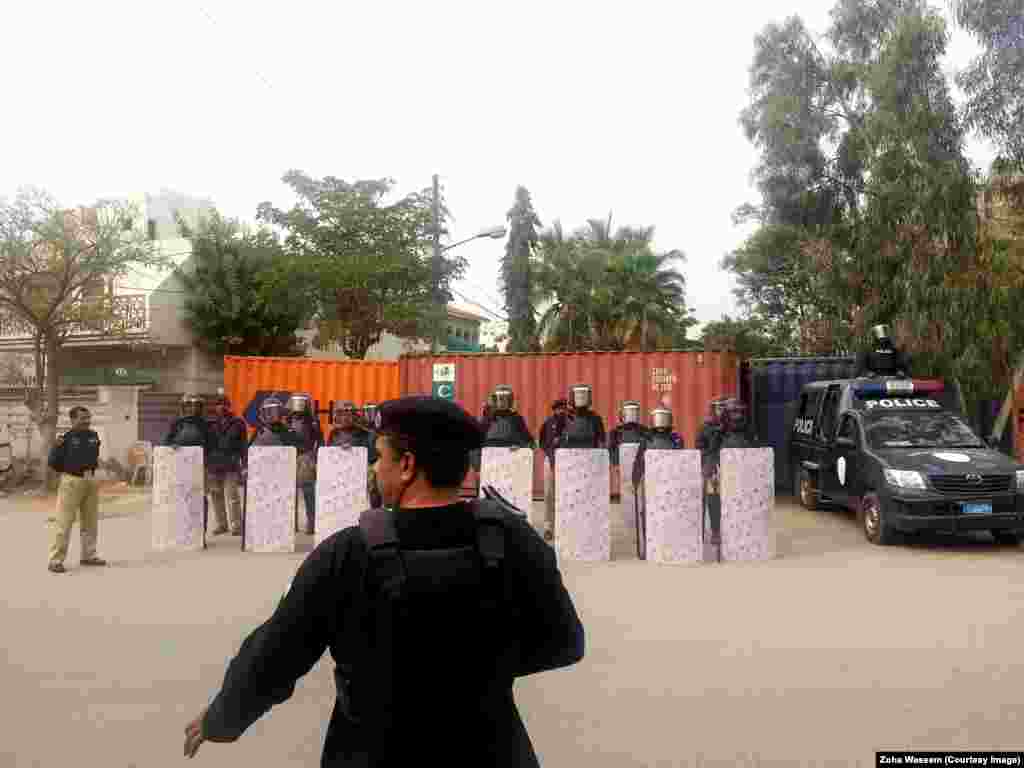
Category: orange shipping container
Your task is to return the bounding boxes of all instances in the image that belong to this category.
[223,356,400,435]
[398,351,739,497]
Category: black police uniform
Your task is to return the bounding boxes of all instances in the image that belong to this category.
[608,423,648,466]
[207,414,248,473]
[48,428,101,477]
[539,411,567,467]
[483,410,534,448]
[201,397,585,767]
[855,345,912,378]
[165,416,211,450]
[558,409,606,449]
[249,422,305,449]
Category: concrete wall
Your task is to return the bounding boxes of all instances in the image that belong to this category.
[0,386,145,472]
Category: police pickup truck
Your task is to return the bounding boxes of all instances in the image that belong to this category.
[790,377,1024,545]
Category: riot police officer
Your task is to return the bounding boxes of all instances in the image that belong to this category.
[558,384,606,449]
[539,399,569,541]
[855,324,912,378]
[165,393,211,450]
[249,397,298,447]
[362,403,382,507]
[482,386,534,449]
[286,393,323,535]
[46,406,105,573]
[699,398,752,561]
[631,407,684,559]
[608,399,648,467]
[329,401,380,508]
[185,396,585,766]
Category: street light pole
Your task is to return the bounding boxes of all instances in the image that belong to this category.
[431,173,442,354]
[428,173,506,355]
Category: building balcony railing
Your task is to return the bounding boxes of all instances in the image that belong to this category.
[0,294,148,341]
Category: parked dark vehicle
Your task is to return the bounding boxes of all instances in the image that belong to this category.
[742,357,859,490]
[789,376,1024,545]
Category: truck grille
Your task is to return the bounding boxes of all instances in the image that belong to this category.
[928,475,1013,495]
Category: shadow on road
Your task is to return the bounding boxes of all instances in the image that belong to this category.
[776,495,1021,559]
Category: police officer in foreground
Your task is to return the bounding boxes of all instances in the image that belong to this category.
[47,406,105,573]
[855,324,912,378]
[631,407,684,559]
[184,396,585,766]
[165,393,211,451]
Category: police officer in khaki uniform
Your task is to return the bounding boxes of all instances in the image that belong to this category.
[47,406,106,574]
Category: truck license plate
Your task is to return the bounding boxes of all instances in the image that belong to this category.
[961,502,992,515]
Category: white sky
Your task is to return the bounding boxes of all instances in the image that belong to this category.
[1,0,998,334]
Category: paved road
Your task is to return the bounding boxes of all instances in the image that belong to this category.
[3,493,1024,767]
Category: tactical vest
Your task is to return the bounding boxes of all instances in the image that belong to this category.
[617,425,645,445]
[483,413,519,446]
[721,432,752,450]
[338,500,515,739]
[251,426,285,447]
[330,427,368,449]
[648,431,678,450]
[561,412,598,448]
[289,417,316,452]
[171,418,206,448]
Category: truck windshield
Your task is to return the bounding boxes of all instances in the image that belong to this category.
[864,411,984,449]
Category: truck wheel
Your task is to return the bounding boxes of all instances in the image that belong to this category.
[991,530,1020,546]
[796,465,819,511]
[861,492,895,545]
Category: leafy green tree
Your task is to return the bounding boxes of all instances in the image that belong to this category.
[700,315,785,359]
[176,210,307,357]
[257,171,461,360]
[534,216,693,351]
[730,0,1024,416]
[949,0,1024,170]
[501,187,542,352]
[0,188,162,481]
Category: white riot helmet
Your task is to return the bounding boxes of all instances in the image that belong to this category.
[620,400,641,425]
[259,397,285,424]
[651,407,673,430]
[493,385,514,412]
[570,384,592,409]
[181,393,204,418]
[286,393,313,416]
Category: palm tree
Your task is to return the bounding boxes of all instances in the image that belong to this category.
[533,216,693,351]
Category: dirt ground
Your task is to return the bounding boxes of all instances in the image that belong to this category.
[2,493,1023,767]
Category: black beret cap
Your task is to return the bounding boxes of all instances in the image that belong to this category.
[376,396,483,454]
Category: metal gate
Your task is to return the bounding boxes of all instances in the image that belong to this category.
[138,392,183,446]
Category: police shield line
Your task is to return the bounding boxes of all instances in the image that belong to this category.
[146,382,772,564]
[152,392,385,554]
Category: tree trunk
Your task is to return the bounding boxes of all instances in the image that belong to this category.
[989,349,1024,446]
[25,332,59,490]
